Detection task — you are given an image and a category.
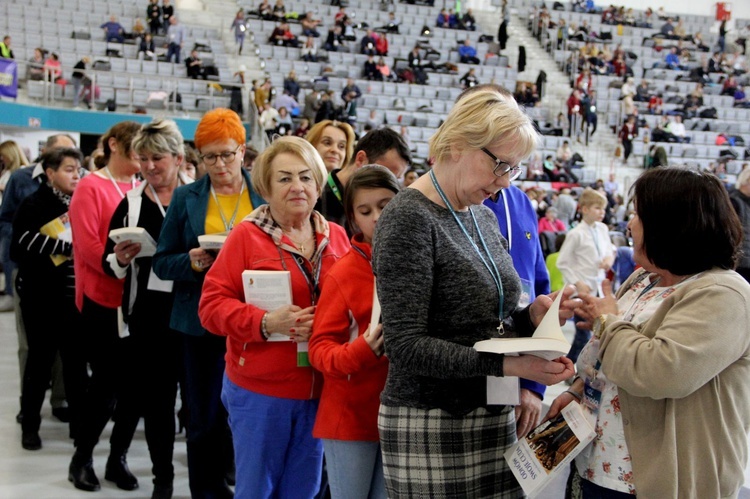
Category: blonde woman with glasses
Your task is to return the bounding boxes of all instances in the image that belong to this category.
[372,86,581,498]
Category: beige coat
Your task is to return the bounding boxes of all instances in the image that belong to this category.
[599,268,750,498]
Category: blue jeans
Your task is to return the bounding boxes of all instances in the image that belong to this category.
[567,314,591,363]
[221,375,323,499]
[167,42,181,63]
[323,439,386,499]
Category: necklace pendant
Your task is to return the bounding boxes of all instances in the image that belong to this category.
[497,323,505,336]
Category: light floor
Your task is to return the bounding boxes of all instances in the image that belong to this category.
[0,308,191,499]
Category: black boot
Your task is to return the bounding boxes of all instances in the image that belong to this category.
[69,454,101,492]
[151,483,174,499]
[21,432,42,451]
[105,454,139,490]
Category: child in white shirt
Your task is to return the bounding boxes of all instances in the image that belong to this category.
[557,188,616,361]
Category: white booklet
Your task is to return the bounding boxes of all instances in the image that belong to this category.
[242,269,311,367]
[242,270,293,342]
[198,234,228,251]
[473,291,571,361]
[108,227,158,257]
[505,401,596,498]
[368,279,381,336]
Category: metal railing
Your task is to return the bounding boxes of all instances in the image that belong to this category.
[24,63,246,117]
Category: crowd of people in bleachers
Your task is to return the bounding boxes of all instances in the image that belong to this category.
[530,0,750,172]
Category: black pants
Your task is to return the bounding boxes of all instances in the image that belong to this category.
[73,297,134,461]
[183,333,234,498]
[20,294,87,439]
[623,140,633,161]
[116,322,181,485]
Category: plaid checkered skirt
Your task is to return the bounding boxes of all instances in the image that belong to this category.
[378,404,523,498]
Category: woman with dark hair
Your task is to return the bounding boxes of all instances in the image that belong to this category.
[309,166,400,498]
[548,168,750,498]
[12,148,86,451]
[68,121,141,491]
[68,121,142,493]
[153,109,265,499]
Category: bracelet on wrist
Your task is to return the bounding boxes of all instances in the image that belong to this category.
[565,389,582,402]
[261,312,269,340]
[594,314,608,338]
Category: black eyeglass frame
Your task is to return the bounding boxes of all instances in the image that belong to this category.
[481,148,522,180]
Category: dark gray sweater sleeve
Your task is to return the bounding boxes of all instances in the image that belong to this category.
[373,191,521,381]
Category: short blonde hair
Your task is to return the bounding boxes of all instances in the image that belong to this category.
[132,119,185,157]
[251,136,327,200]
[578,187,607,208]
[429,87,539,164]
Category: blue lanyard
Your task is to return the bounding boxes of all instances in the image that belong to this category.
[429,170,506,334]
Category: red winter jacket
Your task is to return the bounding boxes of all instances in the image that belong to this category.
[309,235,389,441]
[199,209,349,400]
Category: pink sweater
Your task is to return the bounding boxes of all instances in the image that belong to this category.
[69,172,139,311]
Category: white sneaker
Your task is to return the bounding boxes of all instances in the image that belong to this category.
[0,295,14,312]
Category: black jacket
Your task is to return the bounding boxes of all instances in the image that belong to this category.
[11,182,75,301]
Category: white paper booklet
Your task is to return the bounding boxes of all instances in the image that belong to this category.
[369,278,381,334]
[473,291,571,360]
[504,401,596,498]
[108,227,158,257]
[198,234,228,251]
[242,270,293,342]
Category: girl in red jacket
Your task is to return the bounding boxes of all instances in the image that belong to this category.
[309,165,400,499]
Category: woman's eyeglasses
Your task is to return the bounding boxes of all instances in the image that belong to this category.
[200,145,241,166]
[481,148,522,181]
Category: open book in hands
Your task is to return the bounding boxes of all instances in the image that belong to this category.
[473,291,571,361]
[108,227,157,257]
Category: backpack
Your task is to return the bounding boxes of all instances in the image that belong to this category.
[699,107,717,119]
[105,99,116,112]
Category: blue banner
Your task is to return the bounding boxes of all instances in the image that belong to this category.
[0,58,18,99]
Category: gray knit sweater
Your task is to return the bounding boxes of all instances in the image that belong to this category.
[373,189,534,415]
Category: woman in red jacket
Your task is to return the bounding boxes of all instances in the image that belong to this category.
[199,136,350,498]
[309,166,400,498]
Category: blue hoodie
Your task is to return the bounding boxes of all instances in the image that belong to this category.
[484,185,551,397]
